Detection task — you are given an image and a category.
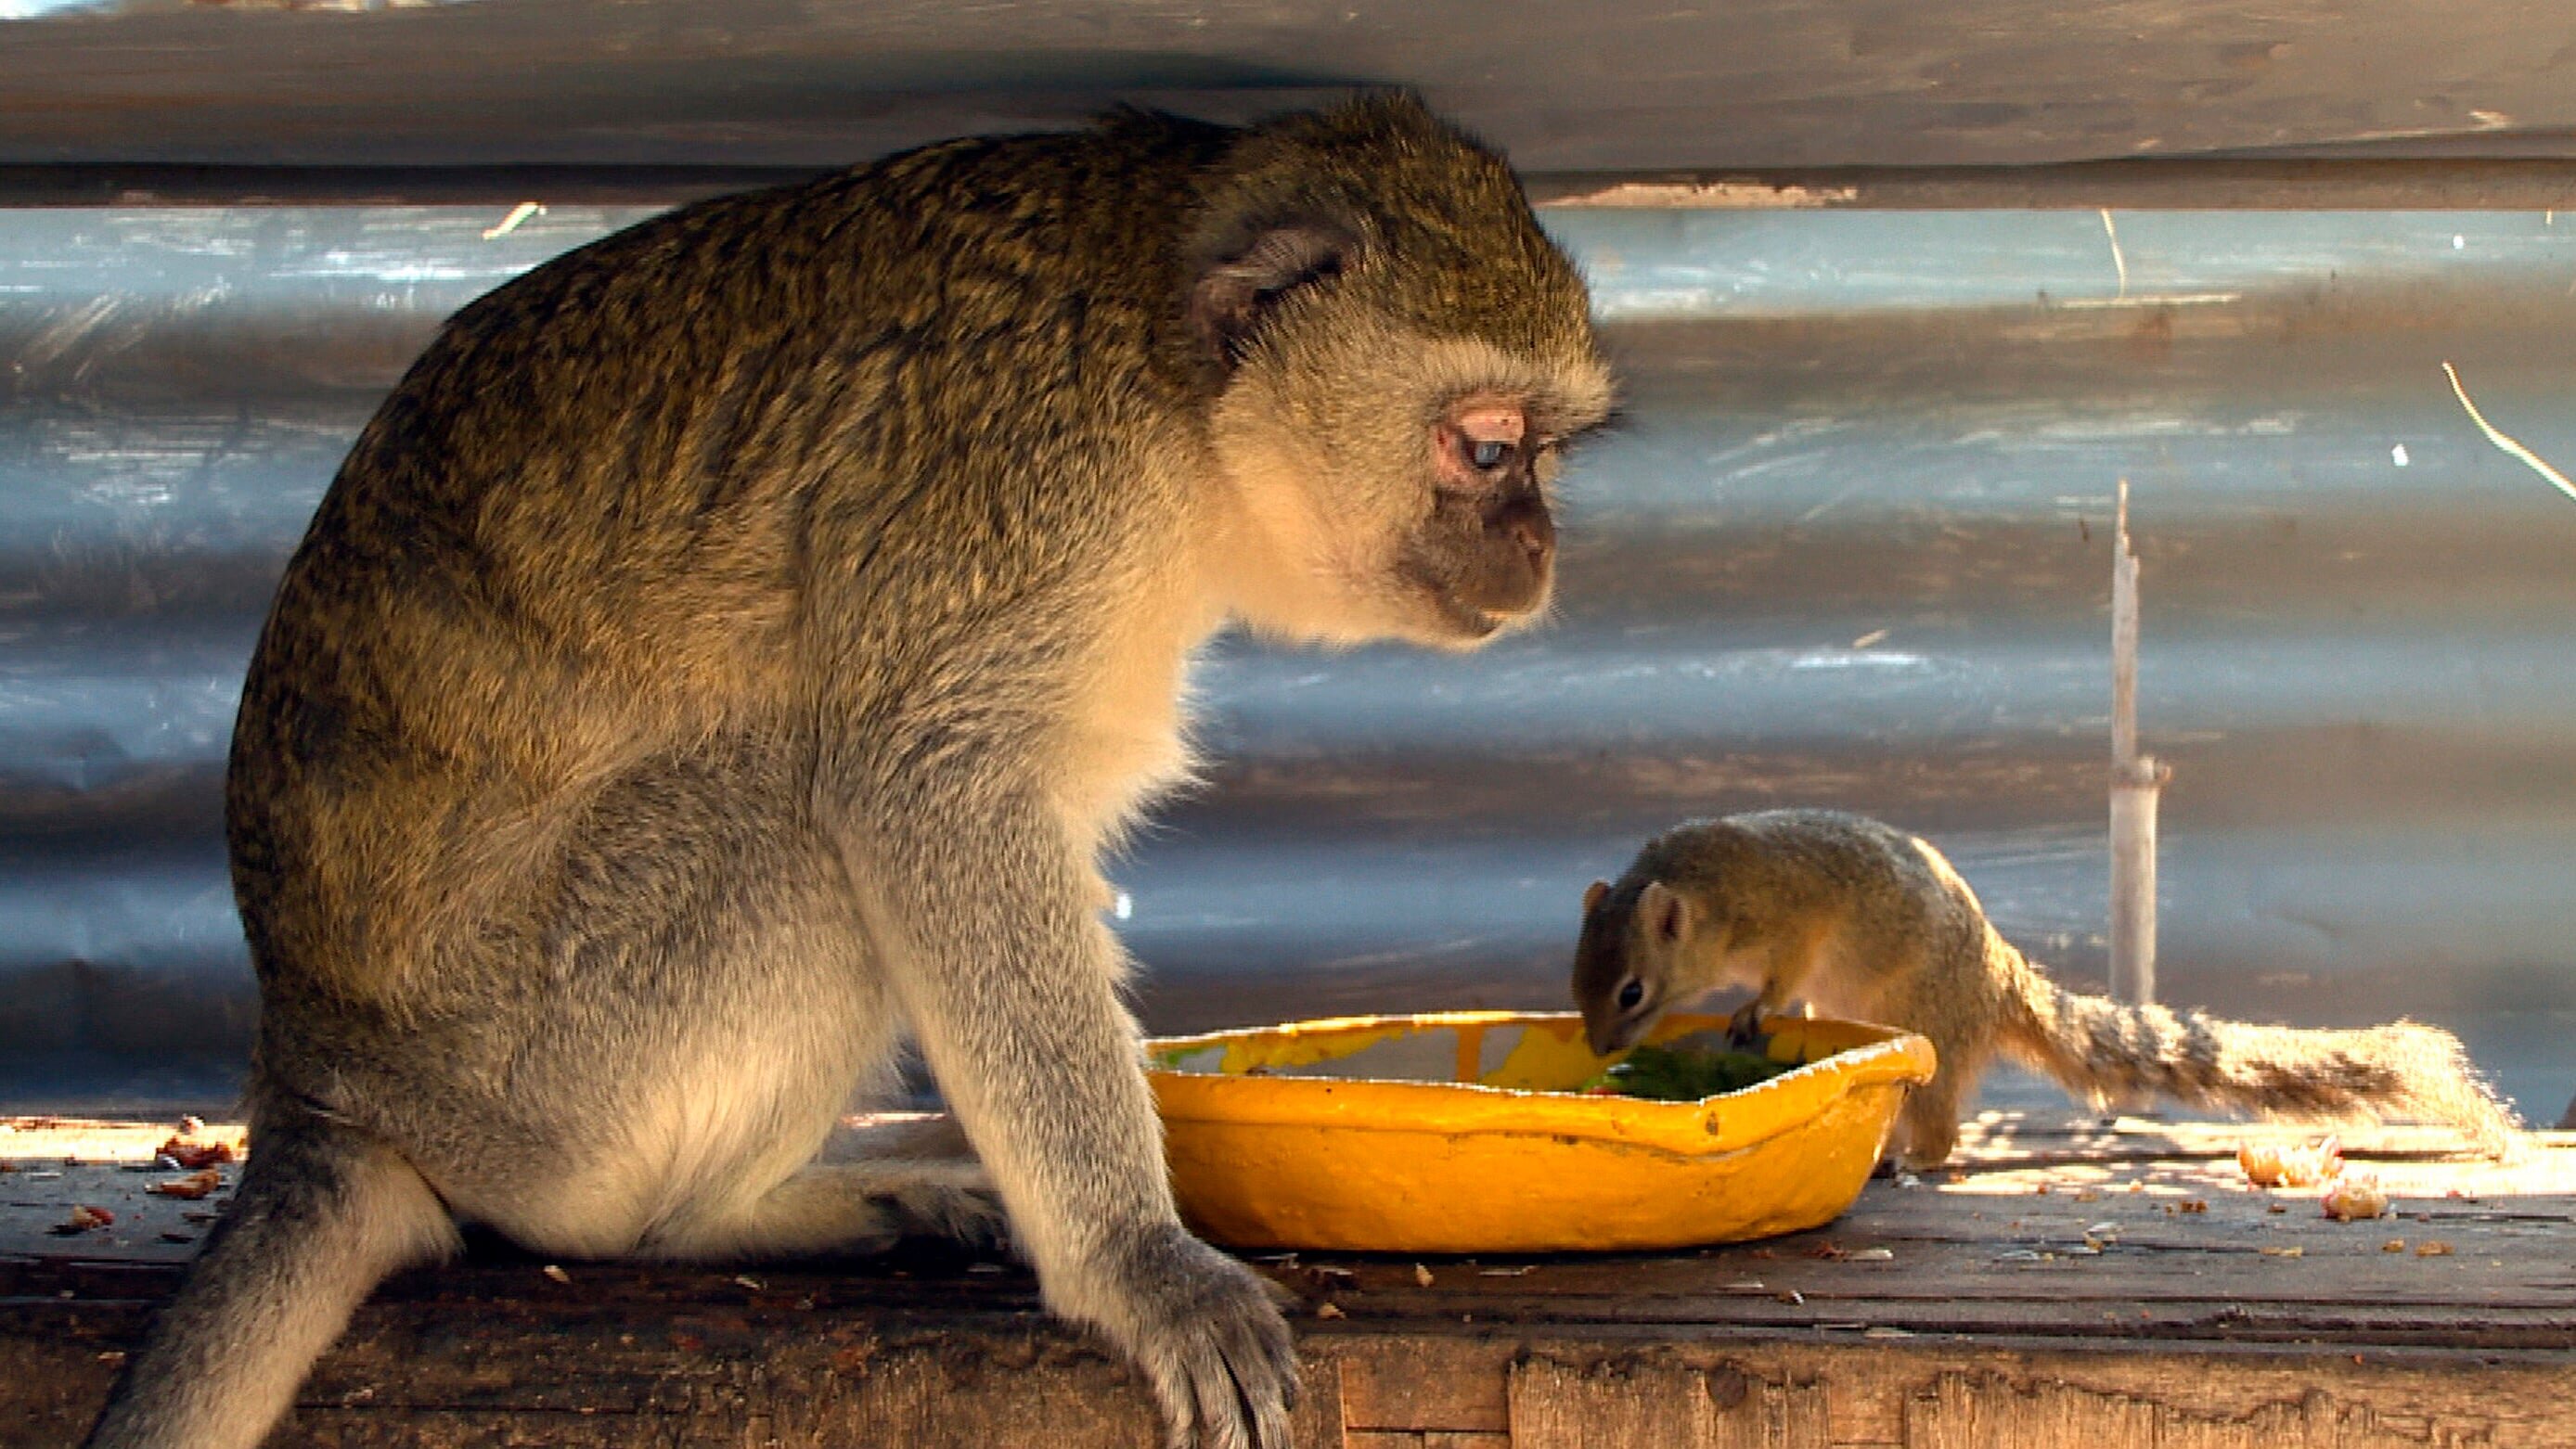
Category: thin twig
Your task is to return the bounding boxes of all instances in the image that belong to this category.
[2442,361,2576,506]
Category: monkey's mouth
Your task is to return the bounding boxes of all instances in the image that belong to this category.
[1424,581,1543,641]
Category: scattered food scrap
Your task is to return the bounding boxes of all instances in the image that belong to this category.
[156,1135,238,1172]
[2238,1135,2340,1188]
[52,1205,114,1235]
[2320,1173,2389,1222]
[148,1169,223,1200]
[2415,1240,2454,1257]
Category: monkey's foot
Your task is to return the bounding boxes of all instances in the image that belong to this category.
[872,1160,1010,1251]
[644,1160,1008,1261]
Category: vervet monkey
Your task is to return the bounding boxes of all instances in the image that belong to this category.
[84,94,1611,1449]
[1574,810,2522,1168]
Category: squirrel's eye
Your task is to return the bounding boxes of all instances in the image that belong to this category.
[1467,438,1511,470]
[1616,979,1645,1012]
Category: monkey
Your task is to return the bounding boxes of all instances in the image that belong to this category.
[1572,810,2523,1169]
[85,95,1613,1449]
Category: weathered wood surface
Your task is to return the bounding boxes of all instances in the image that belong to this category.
[6,1112,2570,1446]
[7,0,2576,173]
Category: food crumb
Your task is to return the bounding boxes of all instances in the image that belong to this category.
[2320,1173,2389,1222]
[1412,1263,1435,1288]
[1315,1302,1346,1320]
[52,1205,114,1235]
[156,1135,237,1172]
[2415,1240,2454,1257]
[541,1264,573,1285]
[2238,1136,2340,1188]
[148,1169,223,1200]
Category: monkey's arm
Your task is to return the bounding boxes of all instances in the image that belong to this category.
[853,782,1295,1449]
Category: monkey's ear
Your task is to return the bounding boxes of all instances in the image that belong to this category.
[1639,880,1692,946]
[1582,879,1610,915]
[1187,219,1362,370]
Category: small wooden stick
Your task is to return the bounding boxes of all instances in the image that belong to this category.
[2109,480,2169,1007]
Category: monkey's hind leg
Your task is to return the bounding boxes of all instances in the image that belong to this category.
[85,1109,459,1449]
[643,1158,1010,1263]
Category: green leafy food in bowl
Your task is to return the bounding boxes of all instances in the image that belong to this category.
[1581,1043,1797,1101]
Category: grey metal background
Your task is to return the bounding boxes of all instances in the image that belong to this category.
[4,202,2573,1120]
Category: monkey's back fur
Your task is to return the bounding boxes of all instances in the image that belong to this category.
[1593,811,2522,1166]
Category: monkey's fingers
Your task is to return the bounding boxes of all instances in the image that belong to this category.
[1169,1272,1296,1449]
[1111,1228,1296,1449]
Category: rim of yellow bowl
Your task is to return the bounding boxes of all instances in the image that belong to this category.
[1146,1010,1936,1160]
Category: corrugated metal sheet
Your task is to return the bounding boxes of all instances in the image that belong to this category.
[5,203,2573,1119]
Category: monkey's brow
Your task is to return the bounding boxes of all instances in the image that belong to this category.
[1544,406,1630,448]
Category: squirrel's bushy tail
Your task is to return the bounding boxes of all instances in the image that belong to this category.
[1992,949,2522,1157]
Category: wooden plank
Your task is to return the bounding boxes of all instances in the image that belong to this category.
[1510,1352,1835,1448]
[8,1,2576,176]
[9,1113,2573,1444]
[1337,1336,1513,1433]
[1529,159,2576,211]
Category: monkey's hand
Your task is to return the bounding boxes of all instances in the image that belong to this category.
[1076,1222,1298,1449]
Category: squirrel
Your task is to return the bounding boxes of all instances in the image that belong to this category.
[1572,809,2523,1167]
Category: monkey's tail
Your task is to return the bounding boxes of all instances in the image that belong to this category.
[84,1100,458,1449]
[1989,941,2523,1158]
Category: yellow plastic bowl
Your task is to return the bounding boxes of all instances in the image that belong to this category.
[1146,1010,1937,1253]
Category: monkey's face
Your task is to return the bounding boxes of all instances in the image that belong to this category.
[1181,102,1611,649]
[1400,392,1560,641]
[1209,320,1609,651]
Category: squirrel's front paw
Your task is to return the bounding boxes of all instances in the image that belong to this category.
[1724,1000,1765,1047]
[1069,1224,1298,1449]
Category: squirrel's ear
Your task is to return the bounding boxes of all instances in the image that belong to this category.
[1639,880,1692,945]
[1582,879,1610,914]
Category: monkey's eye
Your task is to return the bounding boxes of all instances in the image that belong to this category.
[1463,436,1513,471]
[1616,979,1645,1012]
